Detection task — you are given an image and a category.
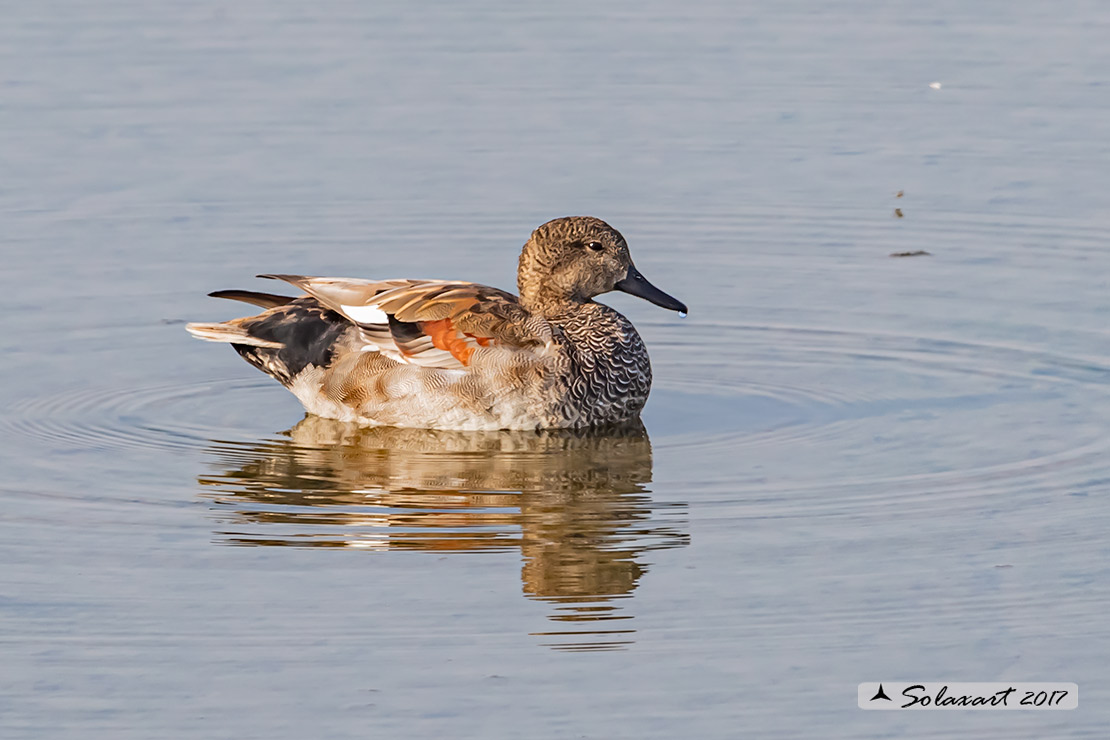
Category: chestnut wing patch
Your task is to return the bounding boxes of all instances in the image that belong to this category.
[388,315,488,367]
[382,285,541,368]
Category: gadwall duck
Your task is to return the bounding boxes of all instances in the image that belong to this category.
[186,216,686,430]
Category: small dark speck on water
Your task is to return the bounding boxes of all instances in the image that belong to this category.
[890,250,931,258]
[160,318,188,325]
[894,208,904,218]
[896,190,904,198]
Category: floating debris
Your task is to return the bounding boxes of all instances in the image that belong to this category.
[894,208,904,218]
[929,81,942,90]
[896,190,904,198]
[889,250,931,258]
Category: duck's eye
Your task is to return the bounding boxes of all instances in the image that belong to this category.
[587,241,604,252]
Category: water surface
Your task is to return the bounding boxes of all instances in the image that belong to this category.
[2,1,1109,738]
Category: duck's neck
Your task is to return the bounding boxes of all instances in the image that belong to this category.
[517,283,586,316]
[517,250,587,315]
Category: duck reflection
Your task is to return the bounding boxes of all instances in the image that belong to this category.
[198,417,688,650]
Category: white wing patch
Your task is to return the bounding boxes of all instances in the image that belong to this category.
[342,304,389,325]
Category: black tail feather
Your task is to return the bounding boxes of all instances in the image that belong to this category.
[208,290,297,309]
[232,298,354,384]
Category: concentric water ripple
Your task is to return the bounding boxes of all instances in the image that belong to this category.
[3,378,275,453]
[8,305,1110,516]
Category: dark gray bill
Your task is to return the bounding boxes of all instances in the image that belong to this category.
[614,264,688,314]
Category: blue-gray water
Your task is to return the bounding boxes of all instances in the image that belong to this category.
[2,1,1109,738]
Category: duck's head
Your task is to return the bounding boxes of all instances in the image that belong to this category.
[517,216,687,316]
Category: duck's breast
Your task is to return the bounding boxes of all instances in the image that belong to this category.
[549,304,652,426]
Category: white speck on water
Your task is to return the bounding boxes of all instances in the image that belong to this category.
[929,81,942,89]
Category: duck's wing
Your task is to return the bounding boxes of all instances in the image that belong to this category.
[258,275,553,369]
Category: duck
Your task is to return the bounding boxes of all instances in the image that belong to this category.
[186,216,687,430]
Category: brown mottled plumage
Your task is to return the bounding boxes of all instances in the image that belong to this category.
[186,217,687,430]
